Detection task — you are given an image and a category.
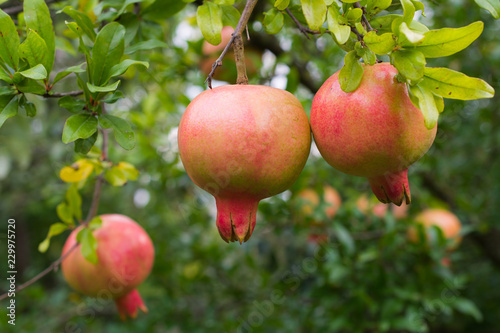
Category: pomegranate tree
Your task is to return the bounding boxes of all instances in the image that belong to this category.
[61,214,154,320]
[311,63,437,206]
[178,85,311,243]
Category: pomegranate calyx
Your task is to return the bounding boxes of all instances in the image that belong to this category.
[368,169,411,206]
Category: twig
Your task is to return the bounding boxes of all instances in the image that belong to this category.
[351,26,364,42]
[285,8,311,39]
[1,0,63,15]
[0,242,79,302]
[0,127,110,301]
[43,90,84,98]
[353,2,375,32]
[205,0,259,89]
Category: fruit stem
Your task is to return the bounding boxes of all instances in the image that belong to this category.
[205,0,259,88]
[233,33,248,85]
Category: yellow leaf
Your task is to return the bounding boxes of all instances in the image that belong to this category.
[117,161,139,180]
[60,159,94,183]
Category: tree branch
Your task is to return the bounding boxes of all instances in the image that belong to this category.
[285,8,332,38]
[205,0,259,88]
[1,0,63,15]
[353,2,375,32]
[43,90,84,98]
[0,128,110,301]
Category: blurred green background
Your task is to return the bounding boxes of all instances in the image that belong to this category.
[1,0,499,332]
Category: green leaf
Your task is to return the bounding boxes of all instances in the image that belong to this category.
[355,42,377,65]
[475,0,500,18]
[197,2,223,46]
[390,49,426,83]
[399,22,425,44]
[75,132,98,154]
[452,298,483,321]
[327,7,351,45]
[19,30,49,70]
[0,9,20,70]
[0,69,12,83]
[346,8,363,22]
[38,223,70,253]
[105,166,128,186]
[91,22,126,86]
[24,102,36,117]
[302,0,327,31]
[366,0,392,16]
[333,223,355,254]
[87,80,121,93]
[364,32,396,55]
[109,59,149,78]
[275,0,290,10]
[16,77,46,94]
[18,64,47,80]
[0,94,18,128]
[66,185,82,220]
[214,0,234,4]
[88,216,103,231]
[76,228,98,264]
[99,114,136,150]
[62,6,97,41]
[57,202,74,224]
[221,5,241,28]
[400,0,415,24]
[263,9,285,35]
[62,114,98,144]
[401,22,484,58]
[419,67,495,100]
[141,0,186,21]
[24,0,55,75]
[408,84,439,129]
[125,39,168,55]
[58,96,86,113]
[339,51,364,93]
[53,63,86,85]
[102,90,124,104]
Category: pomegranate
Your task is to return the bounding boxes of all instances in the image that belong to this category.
[407,208,462,249]
[311,63,437,206]
[178,85,311,243]
[297,185,342,220]
[61,214,154,320]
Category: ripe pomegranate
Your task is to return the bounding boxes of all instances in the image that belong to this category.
[311,63,437,206]
[297,185,342,220]
[407,208,462,249]
[178,85,311,243]
[61,214,154,320]
[200,26,262,82]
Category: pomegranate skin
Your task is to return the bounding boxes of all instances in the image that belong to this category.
[61,214,154,319]
[178,85,311,243]
[311,63,437,205]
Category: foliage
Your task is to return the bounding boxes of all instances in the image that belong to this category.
[0,0,499,332]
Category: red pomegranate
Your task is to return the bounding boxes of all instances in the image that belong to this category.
[311,63,437,206]
[407,208,462,249]
[61,214,154,320]
[178,85,311,243]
